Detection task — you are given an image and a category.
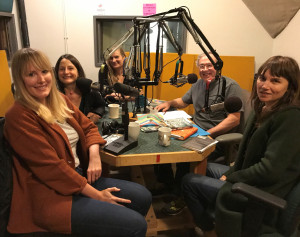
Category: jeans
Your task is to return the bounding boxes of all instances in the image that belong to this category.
[154,143,226,196]
[182,163,229,231]
[71,173,152,237]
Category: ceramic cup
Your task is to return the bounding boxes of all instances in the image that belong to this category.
[158,127,172,146]
[108,104,120,119]
[128,121,140,141]
[150,106,158,114]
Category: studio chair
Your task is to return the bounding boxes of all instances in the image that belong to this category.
[231,182,300,237]
[0,117,79,237]
[215,89,252,165]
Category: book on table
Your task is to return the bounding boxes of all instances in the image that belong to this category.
[164,117,193,130]
[181,136,218,153]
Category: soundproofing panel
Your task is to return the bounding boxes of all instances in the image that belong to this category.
[243,0,300,38]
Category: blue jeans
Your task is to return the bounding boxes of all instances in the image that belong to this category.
[182,163,229,231]
[71,172,152,237]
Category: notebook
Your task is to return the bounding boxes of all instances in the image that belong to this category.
[181,136,218,153]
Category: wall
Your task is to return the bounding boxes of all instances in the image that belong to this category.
[9,0,298,83]
[273,10,300,64]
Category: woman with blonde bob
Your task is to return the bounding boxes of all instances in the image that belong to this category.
[4,48,151,237]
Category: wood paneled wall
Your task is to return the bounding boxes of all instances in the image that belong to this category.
[138,53,255,114]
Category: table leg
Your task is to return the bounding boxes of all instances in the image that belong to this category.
[130,165,196,236]
[130,166,158,236]
[192,158,207,175]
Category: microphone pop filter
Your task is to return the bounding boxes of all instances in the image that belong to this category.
[187,73,198,84]
[113,83,140,97]
[224,96,243,113]
[76,78,93,95]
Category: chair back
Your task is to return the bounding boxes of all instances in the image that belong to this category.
[214,89,252,164]
[277,181,300,236]
[0,117,13,237]
[237,88,252,133]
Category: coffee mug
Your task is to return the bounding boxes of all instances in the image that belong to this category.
[158,127,172,146]
[108,104,120,119]
[150,106,158,114]
[128,121,140,141]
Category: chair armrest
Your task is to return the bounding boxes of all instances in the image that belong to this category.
[215,133,243,144]
[231,182,287,210]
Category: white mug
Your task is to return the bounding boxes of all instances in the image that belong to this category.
[128,121,140,141]
[150,106,158,114]
[158,127,172,146]
[108,104,120,119]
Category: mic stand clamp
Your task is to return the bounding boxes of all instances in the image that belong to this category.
[103,96,138,155]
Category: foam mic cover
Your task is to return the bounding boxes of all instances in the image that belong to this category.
[187,73,198,84]
[224,96,243,113]
[106,95,118,104]
[76,78,93,95]
[113,83,140,97]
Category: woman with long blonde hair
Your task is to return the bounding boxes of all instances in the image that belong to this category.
[5,48,151,237]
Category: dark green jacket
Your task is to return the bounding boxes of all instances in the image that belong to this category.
[215,106,300,237]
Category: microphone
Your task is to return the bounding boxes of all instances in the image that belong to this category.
[98,63,108,91]
[164,73,198,85]
[113,82,140,97]
[224,96,243,113]
[76,78,103,94]
[210,96,243,113]
[90,82,101,90]
[76,78,95,94]
[98,63,115,96]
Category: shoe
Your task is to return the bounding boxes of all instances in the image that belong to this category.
[161,197,186,215]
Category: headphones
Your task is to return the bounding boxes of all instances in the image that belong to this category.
[101,120,124,136]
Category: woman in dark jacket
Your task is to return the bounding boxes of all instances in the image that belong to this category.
[182,56,300,237]
[55,54,105,123]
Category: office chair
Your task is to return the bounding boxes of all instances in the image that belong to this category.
[231,182,300,237]
[215,89,252,165]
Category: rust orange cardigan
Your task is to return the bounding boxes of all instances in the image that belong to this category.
[4,96,106,234]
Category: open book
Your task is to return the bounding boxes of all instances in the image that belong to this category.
[181,136,218,153]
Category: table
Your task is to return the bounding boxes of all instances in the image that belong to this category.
[99,125,215,236]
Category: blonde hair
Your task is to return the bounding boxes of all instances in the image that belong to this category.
[106,47,126,85]
[11,48,73,124]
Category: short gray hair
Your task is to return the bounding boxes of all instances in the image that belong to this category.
[195,52,216,68]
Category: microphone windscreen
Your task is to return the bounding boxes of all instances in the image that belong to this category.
[113,83,140,97]
[187,73,198,84]
[224,96,243,113]
[76,78,92,95]
[106,95,117,104]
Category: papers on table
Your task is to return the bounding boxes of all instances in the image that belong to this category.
[158,110,192,120]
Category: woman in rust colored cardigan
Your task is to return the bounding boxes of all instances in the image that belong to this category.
[4,48,151,237]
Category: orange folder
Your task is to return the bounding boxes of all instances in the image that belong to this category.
[171,126,198,140]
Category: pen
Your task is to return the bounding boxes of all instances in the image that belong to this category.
[171,134,183,139]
